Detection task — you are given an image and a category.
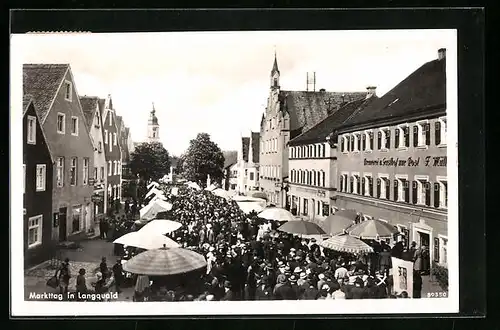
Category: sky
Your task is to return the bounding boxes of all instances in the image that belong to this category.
[12,30,455,157]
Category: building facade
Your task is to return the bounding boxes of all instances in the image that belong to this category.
[23,64,95,242]
[287,95,377,222]
[79,96,107,229]
[100,95,122,208]
[335,49,448,268]
[259,53,367,208]
[236,132,260,194]
[23,97,54,267]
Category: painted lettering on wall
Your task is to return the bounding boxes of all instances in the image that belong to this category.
[363,156,446,167]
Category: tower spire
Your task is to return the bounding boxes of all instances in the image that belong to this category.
[271,48,279,74]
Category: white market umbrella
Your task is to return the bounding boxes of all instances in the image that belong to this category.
[146,187,164,199]
[139,219,182,235]
[205,183,218,192]
[237,201,265,214]
[140,199,173,220]
[258,207,298,222]
[212,188,232,199]
[186,181,201,190]
[113,231,179,250]
[232,195,266,203]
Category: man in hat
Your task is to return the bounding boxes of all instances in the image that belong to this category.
[255,275,273,300]
[221,280,236,301]
[112,258,124,294]
[317,273,327,291]
[273,274,296,300]
[289,274,302,299]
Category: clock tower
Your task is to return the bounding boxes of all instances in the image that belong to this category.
[147,102,160,143]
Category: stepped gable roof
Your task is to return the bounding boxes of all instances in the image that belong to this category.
[251,132,260,163]
[223,151,238,169]
[242,137,250,163]
[288,97,378,146]
[339,58,446,132]
[79,96,99,127]
[279,90,366,138]
[23,64,70,121]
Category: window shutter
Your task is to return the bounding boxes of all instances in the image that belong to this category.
[393,180,398,201]
[385,179,391,199]
[435,122,441,145]
[356,177,360,194]
[376,178,381,198]
[425,123,431,145]
[357,135,361,151]
[404,127,410,147]
[369,177,373,196]
[369,132,374,150]
[404,180,410,203]
[362,134,366,150]
[340,138,344,152]
[413,126,419,147]
[361,177,365,195]
[412,181,418,204]
[395,129,400,148]
[434,237,440,263]
[434,182,440,208]
[386,130,391,148]
[350,135,354,151]
[425,182,431,206]
[350,176,354,193]
[377,131,382,150]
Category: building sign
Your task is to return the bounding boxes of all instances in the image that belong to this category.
[391,257,414,298]
[364,156,446,168]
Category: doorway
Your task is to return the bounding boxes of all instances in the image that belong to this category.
[418,231,430,249]
[58,207,67,242]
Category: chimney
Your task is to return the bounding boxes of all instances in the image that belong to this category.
[366,86,377,99]
[438,48,446,60]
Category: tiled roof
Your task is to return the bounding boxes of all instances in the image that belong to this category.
[223,151,238,169]
[79,96,98,127]
[242,137,250,162]
[288,97,377,146]
[339,58,446,131]
[23,64,69,122]
[251,132,260,163]
[279,90,366,139]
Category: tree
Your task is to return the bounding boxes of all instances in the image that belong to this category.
[182,133,225,187]
[130,142,171,182]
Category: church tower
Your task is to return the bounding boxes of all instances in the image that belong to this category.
[270,51,280,90]
[147,102,160,143]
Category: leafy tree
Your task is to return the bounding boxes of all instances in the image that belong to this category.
[182,133,225,187]
[130,142,171,182]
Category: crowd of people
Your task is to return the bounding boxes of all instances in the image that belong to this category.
[122,184,426,301]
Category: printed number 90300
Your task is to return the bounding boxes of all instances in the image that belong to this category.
[427,292,447,298]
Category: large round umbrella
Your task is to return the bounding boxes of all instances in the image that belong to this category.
[113,231,180,250]
[321,209,358,236]
[348,219,399,239]
[139,219,182,235]
[258,207,298,222]
[237,201,265,214]
[146,187,164,199]
[251,192,268,200]
[232,195,267,203]
[122,247,207,276]
[212,188,232,199]
[140,200,173,220]
[277,220,326,236]
[320,234,374,254]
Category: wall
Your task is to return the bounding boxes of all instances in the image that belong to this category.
[42,70,95,241]
[89,107,107,222]
[24,104,54,267]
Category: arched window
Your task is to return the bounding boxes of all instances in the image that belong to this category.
[322,171,326,187]
[312,170,317,186]
[322,144,326,158]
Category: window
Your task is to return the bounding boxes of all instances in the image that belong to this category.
[114,132,117,146]
[321,171,325,187]
[109,112,113,126]
[56,157,64,187]
[23,164,26,193]
[82,158,89,185]
[350,135,355,151]
[322,144,325,158]
[248,172,254,181]
[36,164,46,191]
[70,157,78,186]
[383,128,390,150]
[64,81,72,101]
[435,117,447,146]
[100,166,105,181]
[396,124,409,149]
[57,113,66,134]
[95,113,100,127]
[435,177,448,208]
[72,205,81,233]
[303,199,308,216]
[363,131,373,151]
[361,133,366,151]
[439,236,448,265]
[414,121,431,148]
[322,202,329,217]
[361,177,366,195]
[413,176,431,206]
[366,175,373,196]
[114,161,118,175]
[340,136,347,152]
[94,167,98,181]
[377,176,390,199]
[28,215,43,248]
[71,116,79,136]
[98,141,103,152]
[394,176,409,202]
[350,176,354,193]
[109,132,112,151]
[118,161,121,175]
[104,129,108,144]
[27,115,36,144]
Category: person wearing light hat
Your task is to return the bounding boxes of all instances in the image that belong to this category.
[297,272,308,286]
[317,273,326,291]
[273,274,296,300]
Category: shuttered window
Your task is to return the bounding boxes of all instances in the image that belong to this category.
[394,128,400,148]
[425,182,431,206]
[385,179,390,199]
[424,123,431,145]
[404,126,410,147]
[403,180,410,203]
[361,134,366,151]
[368,177,373,196]
[376,178,381,198]
[350,176,354,193]
[369,132,374,150]
[413,126,419,147]
[361,177,365,195]
[412,181,418,204]
[393,180,398,201]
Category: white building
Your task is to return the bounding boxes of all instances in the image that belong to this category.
[236,132,260,194]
